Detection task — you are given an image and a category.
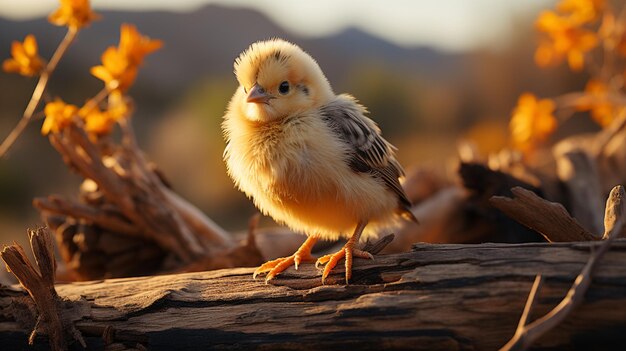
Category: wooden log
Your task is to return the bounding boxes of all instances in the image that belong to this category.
[2,241,626,350]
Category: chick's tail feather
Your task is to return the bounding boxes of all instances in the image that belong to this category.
[401,207,419,224]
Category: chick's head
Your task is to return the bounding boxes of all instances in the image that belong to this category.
[233,38,334,122]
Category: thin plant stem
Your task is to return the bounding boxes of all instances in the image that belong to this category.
[515,275,543,334]
[0,26,78,157]
[80,87,112,116]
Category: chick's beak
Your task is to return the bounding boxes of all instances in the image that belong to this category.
[246,84,272,104]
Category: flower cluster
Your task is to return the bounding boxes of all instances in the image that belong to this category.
[81,24,161,136]
[42,92,132,137]
[2,35,45,77]
[48,0,99,30]
[535,0,603,71]
[42,99,78,135]
[2,0,160,138]
[79,91,132,136]
[91,24,163,92]
[509,93,558,153]
[3,0,97,77]
[576,80,616,127]
[509,0,626,157]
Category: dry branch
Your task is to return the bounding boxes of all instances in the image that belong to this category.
[490,186,597,242]
[501,185,626,350]
[34,122,243,280]
[0,228,86,350]
[2,241,626,350]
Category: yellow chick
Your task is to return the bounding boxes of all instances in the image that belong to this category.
[223,38,417,284]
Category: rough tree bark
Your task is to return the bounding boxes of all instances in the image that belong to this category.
[2,241,626,350]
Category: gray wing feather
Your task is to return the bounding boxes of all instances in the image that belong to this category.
[320,95,414,214]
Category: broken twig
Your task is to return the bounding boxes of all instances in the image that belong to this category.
[490,187,597,242]
[1,228,85,350]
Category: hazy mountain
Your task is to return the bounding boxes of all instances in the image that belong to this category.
[0,4,461,93]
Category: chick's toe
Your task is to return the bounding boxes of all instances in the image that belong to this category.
[317,244,374,284]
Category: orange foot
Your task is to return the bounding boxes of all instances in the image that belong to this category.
[253,236,317,283]
[315,243,373,284]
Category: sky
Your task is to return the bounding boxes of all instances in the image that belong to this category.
[0,0,552,52]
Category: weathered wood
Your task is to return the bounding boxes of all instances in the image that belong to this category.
[554,140,605,234]
[1,228,85,350]
[3,241,626,350]
[36,122,237,279]
[490,187,598,242]
[501,184,626,350]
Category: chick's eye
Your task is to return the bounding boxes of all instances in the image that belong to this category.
[278,81,290,95]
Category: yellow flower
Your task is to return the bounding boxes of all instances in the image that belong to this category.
[78,92,132,136]
[2,35,45,77]
[42,99,79,135]
[91,47,138,91]
[79,105,116,136]
[535,11,598,71]
[119,24,163,66]
[107,90,132,120]
[510,93,558,153]
[91,25,161,92]
[557,0,604,24]
[576,79,615,127]
[48,0,99,29]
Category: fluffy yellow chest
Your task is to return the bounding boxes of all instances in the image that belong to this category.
[223,111,398,239]
[226,113,342,201]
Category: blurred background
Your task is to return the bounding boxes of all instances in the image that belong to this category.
[0,0,583,245]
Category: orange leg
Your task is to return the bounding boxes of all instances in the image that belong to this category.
[315,221,373,284]
[253,235,318,283]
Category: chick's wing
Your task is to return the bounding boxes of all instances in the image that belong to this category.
[320,94,411,209]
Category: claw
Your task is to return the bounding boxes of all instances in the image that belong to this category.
[317,223,373,284]
[315,254,332,269]
[321,249,346,284]
[265,264,284,282]
[253,236,318,282]
[253,257,283,279]
[294,252,306,270]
